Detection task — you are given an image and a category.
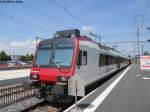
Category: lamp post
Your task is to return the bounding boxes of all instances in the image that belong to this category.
[141,45,144,55]
[146,27,150,42]
[147,27,150,32]
[147,27,150,43]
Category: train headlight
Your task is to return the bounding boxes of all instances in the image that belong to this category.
[30,74,39,80]
[57,76,68,82]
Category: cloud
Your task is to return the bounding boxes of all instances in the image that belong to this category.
[82,26,94,33]
[9,39,36,48]
[0,39,36,55]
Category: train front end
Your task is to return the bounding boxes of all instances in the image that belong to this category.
[30,29,79,96]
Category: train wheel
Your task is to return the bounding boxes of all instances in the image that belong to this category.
[34,86,52,99]
[34,90,42,98]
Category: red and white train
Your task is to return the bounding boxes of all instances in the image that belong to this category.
[30,29,130,97]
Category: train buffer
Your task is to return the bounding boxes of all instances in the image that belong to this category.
[64,64,150,112]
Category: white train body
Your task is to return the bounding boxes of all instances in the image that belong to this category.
[68,39,130,96]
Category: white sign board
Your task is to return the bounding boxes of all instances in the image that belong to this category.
[140,56,150,70]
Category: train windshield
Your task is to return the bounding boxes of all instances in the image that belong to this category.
[53,43,74,67]
[35,44,52,66]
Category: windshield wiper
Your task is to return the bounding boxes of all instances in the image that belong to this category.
[51,60,61,68]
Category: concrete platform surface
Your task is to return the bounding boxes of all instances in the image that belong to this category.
[65,65,150,112]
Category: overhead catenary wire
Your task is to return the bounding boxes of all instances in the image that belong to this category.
[23,1,60,24]
[79,0,102,42]
[49,0,103,41]
[0,13,52,32]
[134,0,150,27]
[25,0,102,41]
[142,0,149,29]
[79,0,100,21]
[49,0,88,26]
[23,2,50,18]
[134,0,143,57]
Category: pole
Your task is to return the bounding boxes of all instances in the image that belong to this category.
[36,36,38,50]
[136,27,140,56]
[141,45,144,55]
[12,51,15,63]
[135,15,144,64]
[134,41,135,57]
[75,80,78,107]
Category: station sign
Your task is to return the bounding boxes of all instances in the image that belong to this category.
[140,56,150,70]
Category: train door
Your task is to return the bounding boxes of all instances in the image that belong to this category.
[76,45,98,81]
[76,49,88,76]
[76,43,101,83]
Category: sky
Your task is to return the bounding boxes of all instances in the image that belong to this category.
[0,0,149,56]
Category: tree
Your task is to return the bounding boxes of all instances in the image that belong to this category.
[144,51,150,55]
[0,51,11,61]
[7,55,11,61]
[25,53,34,61]
[19,54,34,61]
[20,56,26,61]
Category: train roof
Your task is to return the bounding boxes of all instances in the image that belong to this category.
[39,29,130,60]
[78,37,129,59]
[39,37,129,60]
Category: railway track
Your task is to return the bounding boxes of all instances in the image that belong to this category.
[0,83,25,97]
[0,83,74,112]
[22,100,73,112]
[0,83,39,109]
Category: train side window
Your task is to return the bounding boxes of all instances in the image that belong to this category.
[99,54,107,66]
[99,54,103,66]
[77,50,82,66]
[99,54,101,66]
[83,51,87,66]
[102,54,106,66]
[104,54,107,65]
[105,55,108,65]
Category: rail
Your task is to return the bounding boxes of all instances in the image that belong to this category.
[0,83,38,109]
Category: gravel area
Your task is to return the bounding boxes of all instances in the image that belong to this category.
[29,105,61,112]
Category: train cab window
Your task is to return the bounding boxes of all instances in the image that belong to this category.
[83,51,87,66]
[35,43,52,66]
[77,50,82,66]
[54,43,74,67]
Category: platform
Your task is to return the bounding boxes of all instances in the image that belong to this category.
[0,69,30,86]
[64,64,150,112]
